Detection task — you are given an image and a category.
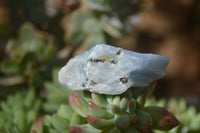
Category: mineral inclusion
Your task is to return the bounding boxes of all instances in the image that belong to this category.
[59,44,170,95]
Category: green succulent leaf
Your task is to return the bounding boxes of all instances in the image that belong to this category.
[69,93,90,117]
[86,115,113,129]
[70,124,102,133]
[143,106,180,131]
[147,97,200,133]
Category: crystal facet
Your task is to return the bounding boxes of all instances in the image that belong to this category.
[59,44,170,95]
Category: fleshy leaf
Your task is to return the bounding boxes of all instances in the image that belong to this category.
[70,124,101,133]
[143,106,180,130]
[88,101,113,119]
[114,114,130,130]
[69,93,89,117]
[91,93,108,106]
[120,98,129,111]
[86,115,113,129]
[129,98,136,113]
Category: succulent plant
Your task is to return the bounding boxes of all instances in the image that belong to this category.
[146,98,200,133]
[23,81,180,133]
[68,82,180,133]
[0,89,42,133]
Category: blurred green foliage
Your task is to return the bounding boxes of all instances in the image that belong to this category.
[43,68,72,113]
[0,89,42,133]
[7,0,49,27]
[63,0,140,49]
[0,23,56,92]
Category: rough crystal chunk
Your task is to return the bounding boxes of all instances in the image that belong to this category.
[59,44,170,95]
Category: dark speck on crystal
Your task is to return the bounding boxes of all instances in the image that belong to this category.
[120,76,128,84]
[88,58,105,63]
[81,83,86,87]
[116,49,122,55]
[110,59,118,64]
[90,80,96,86]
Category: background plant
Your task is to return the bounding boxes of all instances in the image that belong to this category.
[0,23,56,97]
[0,89,42,133]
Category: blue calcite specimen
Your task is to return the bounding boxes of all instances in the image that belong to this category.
[59,44,170,95]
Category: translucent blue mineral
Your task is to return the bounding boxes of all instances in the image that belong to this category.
[59,44,170,95]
